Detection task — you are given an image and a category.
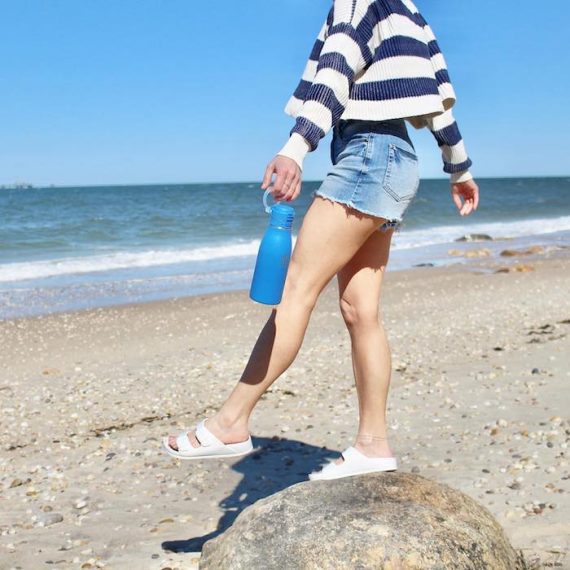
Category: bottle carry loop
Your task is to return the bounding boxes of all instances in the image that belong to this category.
[262,190,291,229]
[263,189,279,214]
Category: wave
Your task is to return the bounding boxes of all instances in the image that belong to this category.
[1,215,569,284]
[392,215,570,250]
[0,240,264,283]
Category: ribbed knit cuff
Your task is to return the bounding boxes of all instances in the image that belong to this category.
[450,170,474,184]
[276,133,311,171]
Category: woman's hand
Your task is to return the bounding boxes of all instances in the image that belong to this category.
[451,178,479,216]
[261,155,302,202]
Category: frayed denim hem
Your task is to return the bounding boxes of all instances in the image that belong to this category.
[313,190,403,233]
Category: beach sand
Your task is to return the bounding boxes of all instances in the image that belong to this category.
[1,249,569,569]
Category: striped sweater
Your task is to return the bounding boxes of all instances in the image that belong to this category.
[277,0,473,183]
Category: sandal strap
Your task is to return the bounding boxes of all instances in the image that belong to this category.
[176,432,195,453]
[340,446,360,461]
[173,419,224,453]
[195,419,224,448]
[318,447,358,476]
[316,446,397,477]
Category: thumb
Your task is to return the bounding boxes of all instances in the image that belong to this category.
[261,161,276,190]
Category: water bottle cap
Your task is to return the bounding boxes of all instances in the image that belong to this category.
[262,190,294,229]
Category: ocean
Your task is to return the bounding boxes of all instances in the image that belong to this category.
[1,177,569,320]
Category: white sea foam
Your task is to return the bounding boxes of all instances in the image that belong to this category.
[392,215,570,250]
[1,216,569,284]
[0,240,263,283]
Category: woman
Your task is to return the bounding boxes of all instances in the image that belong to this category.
[163,0,479,480]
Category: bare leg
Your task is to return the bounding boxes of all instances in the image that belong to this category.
[334,227,395,463]
[167,196,389,450]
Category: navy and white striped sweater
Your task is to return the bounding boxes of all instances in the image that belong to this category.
[277,0,473,183]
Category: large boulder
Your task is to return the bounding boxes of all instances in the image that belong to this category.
[200,472,527,569]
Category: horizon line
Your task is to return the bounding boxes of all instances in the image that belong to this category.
[2,173,568,190]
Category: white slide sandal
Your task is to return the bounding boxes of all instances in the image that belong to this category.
[162,418,254,460]
[308,446,398,481]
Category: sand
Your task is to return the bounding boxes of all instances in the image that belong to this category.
[0,248,569,569]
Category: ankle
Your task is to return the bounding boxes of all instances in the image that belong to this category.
[355,433,391,451]
[213,410,249,432]
[354,438,393,459]
[356,432,389,443]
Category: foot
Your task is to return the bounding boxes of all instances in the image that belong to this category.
[334,437,393,465]
[166,415,250,452]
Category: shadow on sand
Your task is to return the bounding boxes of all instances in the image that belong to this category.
[161,435,340,554]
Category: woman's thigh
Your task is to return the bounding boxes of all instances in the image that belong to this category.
[283,195,388,301]
[337,226,394,313]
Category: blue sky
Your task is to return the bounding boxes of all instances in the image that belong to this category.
[2,1,569,186]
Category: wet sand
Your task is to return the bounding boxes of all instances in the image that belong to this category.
[1,249,569,569]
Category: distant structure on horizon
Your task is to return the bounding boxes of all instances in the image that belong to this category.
[0,182,34,190]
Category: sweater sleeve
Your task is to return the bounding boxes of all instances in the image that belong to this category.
[276,0,372,170]
[424,108,474,183]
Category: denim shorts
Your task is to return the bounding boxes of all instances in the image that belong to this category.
[311,118,420,232]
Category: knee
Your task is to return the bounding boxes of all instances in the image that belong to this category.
[339,297,379,330]
[280,263,320,311]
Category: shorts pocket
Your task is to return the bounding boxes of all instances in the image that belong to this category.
[334,132,370,165]
[383,143,420,202]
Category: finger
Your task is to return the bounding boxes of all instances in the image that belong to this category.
[276,167,298,198]
[463,199,474,216]
[261,162,275,190]
[274,176,289,200]
[281,172,296,200]
[272,168,288,195]
[280,187,292,202]
[274,187,287,202]
[293,180,302,201]
[452,190,463,211]
[473,188,479,210]
[282,172,299,201]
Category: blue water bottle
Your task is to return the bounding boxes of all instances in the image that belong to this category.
[249,190,295,305]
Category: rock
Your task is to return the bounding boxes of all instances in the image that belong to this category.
[455,234,493,242]
[494,264,534,273]
[448,248,492,258]
[36,512,64,527]
[464,248,492,258]
[200,473,528,569]
[500,246,544,257]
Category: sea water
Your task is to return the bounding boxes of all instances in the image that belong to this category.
[0,177,568,319]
